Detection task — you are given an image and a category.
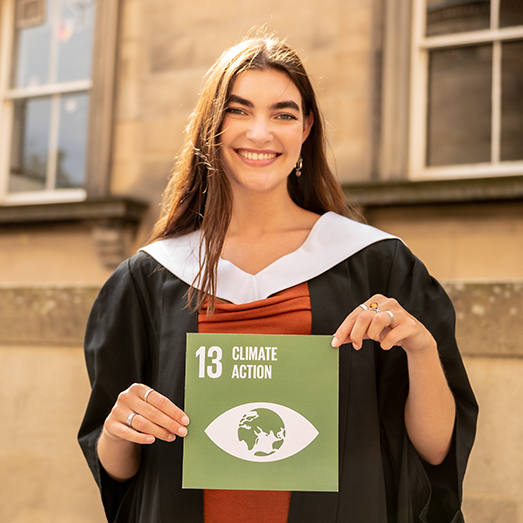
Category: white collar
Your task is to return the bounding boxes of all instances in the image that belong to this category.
[140,212,396,304]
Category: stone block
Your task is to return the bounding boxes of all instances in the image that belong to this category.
[110,158,142,196]
[339,5,373,53]
[113,120,144,162]
[0,346,105,522]
[140,73,204,120]
[454,232,523,279]
[119,0,142,41]
[140,0,239,36]
[114,80,141,121]
[445,282,523,357]
[463,492,519,523]
[146,30,233,74]
[0,226,112,285]
[143,118,185,157]
[0,288,98,346]
[365,204,523,280]
[462,357,523,522]
[117,39,146,83]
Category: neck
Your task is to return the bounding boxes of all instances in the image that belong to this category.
[228,189,303,236]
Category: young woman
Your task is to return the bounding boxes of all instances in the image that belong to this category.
[79,36,477,523]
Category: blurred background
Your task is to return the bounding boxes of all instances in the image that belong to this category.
[0,0,522,521]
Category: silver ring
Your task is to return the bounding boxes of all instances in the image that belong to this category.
[126,412,137,429]
[369,302,380,314]
[384,310,395,326]
[144,388,154,403]
[359,303,368,311]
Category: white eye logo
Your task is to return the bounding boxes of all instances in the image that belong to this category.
[204,402,319,462]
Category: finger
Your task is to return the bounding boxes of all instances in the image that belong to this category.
[125,412,180,442]
[349,311,376,350]
[133,400,189,438]
[366,311,394,342]
[119,385,190,438]
[103,417,156,445]
[379,323,410,351]
[331,309,360,347]
[143,390,190,427]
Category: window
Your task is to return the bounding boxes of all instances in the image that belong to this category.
[409,0,523,179]
[0,0,97,203]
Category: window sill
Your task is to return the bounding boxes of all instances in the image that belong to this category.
[343,175,523,208]
[0,197,149,268]
[0,197,147,224]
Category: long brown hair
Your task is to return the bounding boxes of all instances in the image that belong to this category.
[150,35,353,310]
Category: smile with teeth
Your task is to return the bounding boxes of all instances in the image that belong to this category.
[237,150,279,161]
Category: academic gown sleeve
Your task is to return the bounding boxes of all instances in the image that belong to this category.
[78,254,155,521]
[380,239,478,523]
[290,239,477,523]
[78,253,203,523]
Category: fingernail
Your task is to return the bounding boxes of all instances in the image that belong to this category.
[331,337,339,347]
[178,426,188,437]
[181,415,190,425]
[352,343,359,350]
[146,436,155,444]
[167,433,176,442]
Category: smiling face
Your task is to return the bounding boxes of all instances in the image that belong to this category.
[219,68,313,200]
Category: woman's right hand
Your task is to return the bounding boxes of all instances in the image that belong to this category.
[103,383,190,445]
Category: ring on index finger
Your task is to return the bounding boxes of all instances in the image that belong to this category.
[144,388,154,403]
[359,303,368,311]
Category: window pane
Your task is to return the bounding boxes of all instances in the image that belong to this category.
[501,40,523,161]
[426,0,490,36]
[11,0,53,88]
[9,97,51,192]
[56,93,90,188]
[427,45,492,165]
[56,0,96,82]
[499,0,523,28]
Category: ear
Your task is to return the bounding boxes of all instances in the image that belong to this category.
[302,111,314,143]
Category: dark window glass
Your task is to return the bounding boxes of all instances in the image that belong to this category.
[501,40,523,161]
[499,0,523,27]
[56,93,90,188]
[427,45,492,165]
[426,0,490,36]
[9,97,51,192]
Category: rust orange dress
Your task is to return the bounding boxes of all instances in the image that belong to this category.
[199,282,312,523]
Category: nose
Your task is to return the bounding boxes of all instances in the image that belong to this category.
[245,116,273,144]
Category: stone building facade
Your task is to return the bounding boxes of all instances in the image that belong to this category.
[0,0,522,521]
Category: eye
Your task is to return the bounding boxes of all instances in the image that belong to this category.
[276,113,298,121]
[225,107,246,115]
[204,402,319,462]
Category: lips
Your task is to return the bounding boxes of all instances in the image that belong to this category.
[236,149,279,161]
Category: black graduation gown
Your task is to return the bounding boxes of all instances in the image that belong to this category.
[78,238,478,523]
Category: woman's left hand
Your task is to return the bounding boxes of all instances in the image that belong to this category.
[331,294,436,355]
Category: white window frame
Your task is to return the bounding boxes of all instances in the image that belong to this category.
[409,0,523,180]
[0,0,92,204]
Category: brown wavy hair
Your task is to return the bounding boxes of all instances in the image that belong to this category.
[149,35,354,311]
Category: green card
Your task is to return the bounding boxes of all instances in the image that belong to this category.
[183,333,339,492]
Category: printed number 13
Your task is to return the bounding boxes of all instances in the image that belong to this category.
[196,346,223,378]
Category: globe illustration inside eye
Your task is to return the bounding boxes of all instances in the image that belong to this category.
[238,408,286,457]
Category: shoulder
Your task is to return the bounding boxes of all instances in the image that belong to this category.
[348,236,412,266]
[94,251,172,309]
[104,250,165,287]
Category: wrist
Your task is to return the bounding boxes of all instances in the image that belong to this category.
[404,337,438,362]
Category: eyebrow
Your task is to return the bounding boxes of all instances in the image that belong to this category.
[228,94,301,113]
